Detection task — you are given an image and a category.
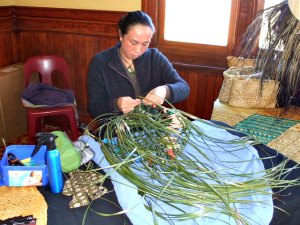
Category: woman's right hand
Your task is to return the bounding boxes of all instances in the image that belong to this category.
[117,96,141,113]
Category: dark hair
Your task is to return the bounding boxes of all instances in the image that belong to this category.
[118,11,156,36]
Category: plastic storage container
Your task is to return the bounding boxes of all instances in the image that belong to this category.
[0,145,48,186]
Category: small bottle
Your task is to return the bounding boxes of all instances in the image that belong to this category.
[32,132,63,193]
[46,138,64,193]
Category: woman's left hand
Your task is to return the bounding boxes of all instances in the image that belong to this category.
[143,86,167,106]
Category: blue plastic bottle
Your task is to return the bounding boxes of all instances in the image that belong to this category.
[46,143,63,193]
[31,132,63,193]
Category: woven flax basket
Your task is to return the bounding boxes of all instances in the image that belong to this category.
[219,67,279,108]
[218,67,255,103]
[226,56,256,68]
[228,78,279,108]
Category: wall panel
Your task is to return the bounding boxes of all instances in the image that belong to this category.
[1,6,225,125]
[0,7,17,67]
[12,7,124,123]
[174,66,223,120]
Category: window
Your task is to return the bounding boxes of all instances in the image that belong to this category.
[164,0,232,46]
[156,0,239,67]
[142,0,262,67]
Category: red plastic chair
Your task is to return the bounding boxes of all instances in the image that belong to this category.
[24,55,79,144]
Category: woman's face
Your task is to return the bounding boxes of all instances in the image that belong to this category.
[32,171,42,182]
[120,24,153,60]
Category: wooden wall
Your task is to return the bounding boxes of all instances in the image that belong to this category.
[0,7,18,67]
[0,6,236,124]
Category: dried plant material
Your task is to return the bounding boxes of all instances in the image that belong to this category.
[84,102,300,225]
[226,56,256,68]
[0,186,47,225]
[240,0,300,107]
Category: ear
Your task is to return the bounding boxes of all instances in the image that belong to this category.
[119,29,123,41]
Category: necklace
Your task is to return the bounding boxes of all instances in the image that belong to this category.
[119,48,135,73]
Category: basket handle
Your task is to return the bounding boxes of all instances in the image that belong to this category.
[226,66,255,76]
[245,72,262,81]
[227,67,240,76]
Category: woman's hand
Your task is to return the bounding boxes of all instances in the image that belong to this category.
[143,86,168,106]
[117,96,141,113]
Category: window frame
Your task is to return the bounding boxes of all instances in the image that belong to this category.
[142,0,263,68]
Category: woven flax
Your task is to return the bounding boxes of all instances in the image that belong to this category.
[228,78,279,108]
[211,100,300,163]
[218,67,255,103]
[226,56,256,68]
[234,114,299,145]
[211,99,256,126]
[0,186,47,225]
[268,124,300,163]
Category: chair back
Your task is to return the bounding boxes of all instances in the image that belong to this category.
[24,55,70,88]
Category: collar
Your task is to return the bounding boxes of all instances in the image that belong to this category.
[108,42,147,70]
[108,42,124,71]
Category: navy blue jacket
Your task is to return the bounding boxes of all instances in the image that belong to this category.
[87,43,190,118]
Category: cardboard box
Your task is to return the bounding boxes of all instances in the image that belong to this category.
[0,63,27,147]
[1,145,48,186]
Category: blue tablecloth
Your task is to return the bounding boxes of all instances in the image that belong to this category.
[81,120,274,225]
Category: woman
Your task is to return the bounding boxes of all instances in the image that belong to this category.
[87,11,190,118]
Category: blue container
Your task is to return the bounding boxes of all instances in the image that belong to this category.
[0,145,48,186]
[46,148,63,193]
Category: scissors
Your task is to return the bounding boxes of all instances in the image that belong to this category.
[7,153,25,166]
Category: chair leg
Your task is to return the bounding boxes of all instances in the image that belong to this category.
[59,116,69,133]
[56,115,79,141]
[68,115,79,141]
[27,109,79,144]
[28,115,37,145]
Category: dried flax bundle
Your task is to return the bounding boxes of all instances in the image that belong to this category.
[240,0,300,107]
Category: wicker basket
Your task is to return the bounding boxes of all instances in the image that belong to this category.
[228,77,279,108]
[218,66,279,108]
[218,67,255,103]
[227,56,256,68]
